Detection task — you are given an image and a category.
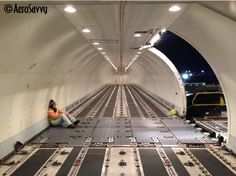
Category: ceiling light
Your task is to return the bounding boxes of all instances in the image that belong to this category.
[64,6,76,13]
[93,42,99,45]
[82,28,91,33]
[134,33,142,37]
[137,52,142,55]
[150,33,160,45]
[169,5,181,12]
[101,52,106,55]
[135,55,139,57]
[98,48,103,50]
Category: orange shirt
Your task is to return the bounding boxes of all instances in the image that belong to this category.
[48,108,65,120]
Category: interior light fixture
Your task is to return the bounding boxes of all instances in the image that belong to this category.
[139,44,152,50]
[150,33,160,46]
[169,5,181,12]
[101,52,106,55]
[137,52,142,54]
[93,42,99,45]
[134,33,142,37]
[64,5,76,13]
[82,28,91,33]
[98,48,103,50]
[161,28,166,33]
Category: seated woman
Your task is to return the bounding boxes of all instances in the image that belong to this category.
[48,100,80,128]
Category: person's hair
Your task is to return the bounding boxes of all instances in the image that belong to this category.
[48,99,56,109]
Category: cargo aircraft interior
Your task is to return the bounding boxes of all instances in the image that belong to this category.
[0,1,236,176]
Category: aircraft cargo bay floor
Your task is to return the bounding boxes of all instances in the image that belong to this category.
[1,85,235,176]
[31,85,213,146]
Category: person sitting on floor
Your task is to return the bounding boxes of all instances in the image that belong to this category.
[48,99,80,128]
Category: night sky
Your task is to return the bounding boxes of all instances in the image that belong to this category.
[154,31,218,84]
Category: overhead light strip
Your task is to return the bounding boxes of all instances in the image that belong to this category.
[126,28,166,71]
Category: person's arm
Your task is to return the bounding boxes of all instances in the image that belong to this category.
[58,109,71,116]
[48,109,60,120]
[58,109,67,115]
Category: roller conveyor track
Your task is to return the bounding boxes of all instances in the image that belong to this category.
[76,86,113,118]
[129,85,216,144]
[56,147,82,176]
[164,148,190,176]
[31,84,215,145]
[2,85,233,176]
[128,86,149,118]
[135,85,170,111]
[124,85,140,118]
[103,86,119,117]
[139,149,169,176]
[131,86,167,117]
[190,149,236,176]
[76,149,106,176]
[11,149,56,176]
[68,86,108,115]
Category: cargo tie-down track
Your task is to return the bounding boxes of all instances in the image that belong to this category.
[0,85,235,176]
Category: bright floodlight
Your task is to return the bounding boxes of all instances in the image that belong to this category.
[82,28,91,33]
[150,33,160,46]
[182,73,189,80]
[201,70,205,73]
[169,5,181,12]
[64,6,76,13]
[134,33,142,37]
[189,73,193,76]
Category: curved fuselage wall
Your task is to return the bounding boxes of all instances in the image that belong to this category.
[0,7,115,158]
[170,4,236,152]
[125,49,186,116]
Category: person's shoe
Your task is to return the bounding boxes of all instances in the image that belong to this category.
[67,124,75,128]
[73,120,80,126]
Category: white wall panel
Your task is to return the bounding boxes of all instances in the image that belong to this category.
[170,4,236,152]
[0,5,114,158]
